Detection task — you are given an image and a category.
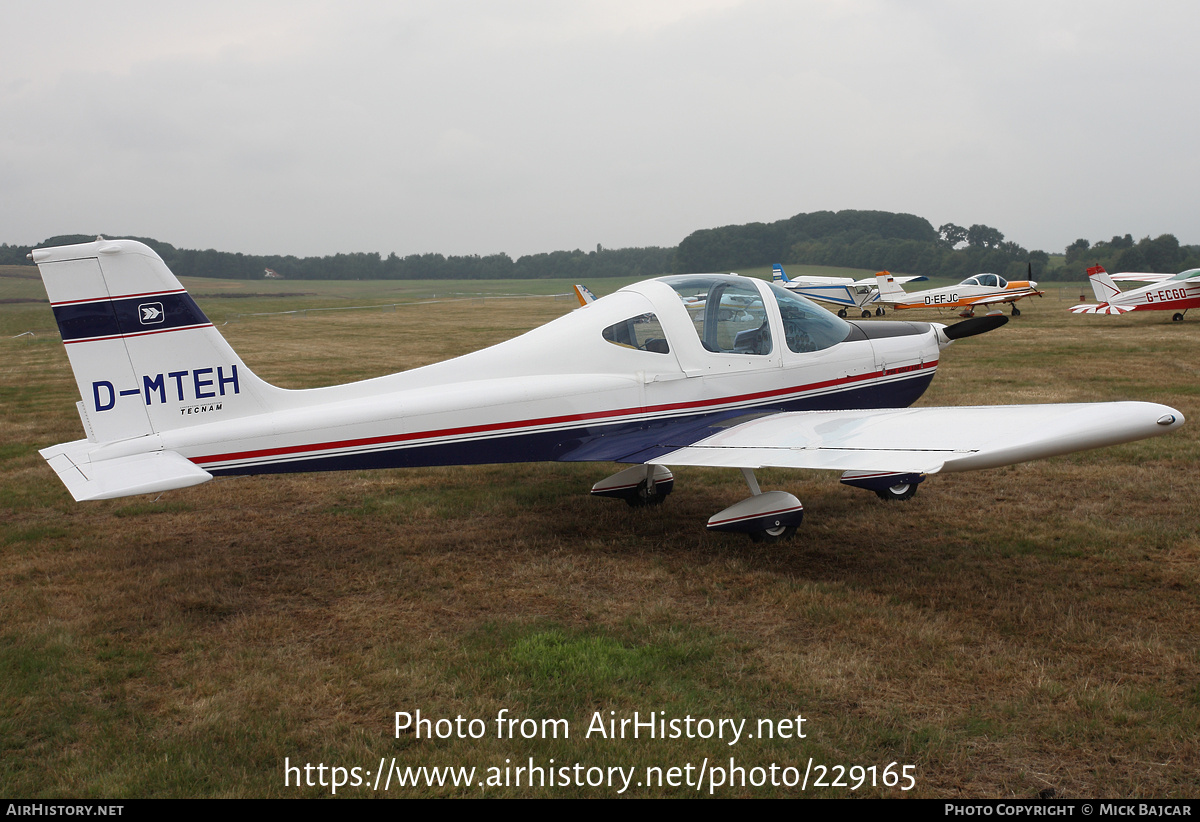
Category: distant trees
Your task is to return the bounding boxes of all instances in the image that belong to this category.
[8,235,674,281]
[676,210,1028,280]
[7,218,1198,283]
[675,209,938,272]
[966,224,1005,249]
[1055,234,1200,281]
[937,223,967,249]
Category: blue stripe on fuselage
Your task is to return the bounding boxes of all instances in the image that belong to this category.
[206,370,934,477]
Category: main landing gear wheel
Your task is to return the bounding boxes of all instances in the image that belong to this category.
[861,309,872,318]
[1174,313,1185,322]
[876,482,918,501]
[837,309,848,318]
[1011,305,1021,316]
[875,307,885,316]
[626,478,666,508]
[748,524,797,544]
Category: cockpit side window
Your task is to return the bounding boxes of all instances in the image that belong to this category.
[962,276,981,286]
[660,276,772,355]
[602,313,670,354]
[767,283,852,353]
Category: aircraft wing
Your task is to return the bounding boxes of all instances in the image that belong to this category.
[784,275,856,286]
[852,275,926,286]
[649,402,1180,475]
[1111,272,1173,283]
[967,288,1044,306]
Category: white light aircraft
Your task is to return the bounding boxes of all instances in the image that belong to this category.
[1069,265,1200,321]
[31,239,1183,542]
[771,264,926,318]
[875,267,1043,317]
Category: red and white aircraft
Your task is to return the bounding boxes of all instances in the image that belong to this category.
[1070,265,1200,321]
[30,239,1183,541]
[875,269,1043,317]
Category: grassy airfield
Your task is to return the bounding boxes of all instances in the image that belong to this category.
[1,264,1198,798]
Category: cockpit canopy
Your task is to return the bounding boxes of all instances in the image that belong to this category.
[654,274,851,355]
[960,273,1007,288]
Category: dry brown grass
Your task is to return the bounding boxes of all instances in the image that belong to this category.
[2,286,1198,797]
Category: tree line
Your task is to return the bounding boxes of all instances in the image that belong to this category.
[2,214,1196,281]
[0,236,674,281]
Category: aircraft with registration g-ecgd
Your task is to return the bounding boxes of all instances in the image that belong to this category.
[30,239,1183,542]
[1070,265,1200,321]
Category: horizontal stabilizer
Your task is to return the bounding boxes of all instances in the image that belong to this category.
[1069,303,1136,314]
[39,443,212,501]
[651,402,1182,475]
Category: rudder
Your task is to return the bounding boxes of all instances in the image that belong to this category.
[33,239,284,443]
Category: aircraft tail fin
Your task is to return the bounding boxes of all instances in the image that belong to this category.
[32,239,285,445]
[874,271,908,300]
[573,284,597,306]
[772,264,790,283]
[1086,265,1122,304]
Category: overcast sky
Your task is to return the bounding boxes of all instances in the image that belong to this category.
[3,1,1197,259]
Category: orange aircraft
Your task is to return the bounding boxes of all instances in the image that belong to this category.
[874,267,1043,317]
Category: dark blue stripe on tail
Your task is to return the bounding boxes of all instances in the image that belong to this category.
[53,292,211,341]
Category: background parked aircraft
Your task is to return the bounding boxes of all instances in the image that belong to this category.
[1069,265,1200,321]
[771,264,926,318]
[874,266,1043,317]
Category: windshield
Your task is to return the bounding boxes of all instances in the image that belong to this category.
[660,275,772,355]
[767,283,852,352]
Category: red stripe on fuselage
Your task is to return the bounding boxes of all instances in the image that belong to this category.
[191,360,939,467]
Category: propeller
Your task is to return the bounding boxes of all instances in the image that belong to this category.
[943,313,1008,340]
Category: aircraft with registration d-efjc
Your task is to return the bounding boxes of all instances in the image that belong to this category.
[1069,265,1200,321]
[874,266,1044,317]
[30,239,1184,542]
